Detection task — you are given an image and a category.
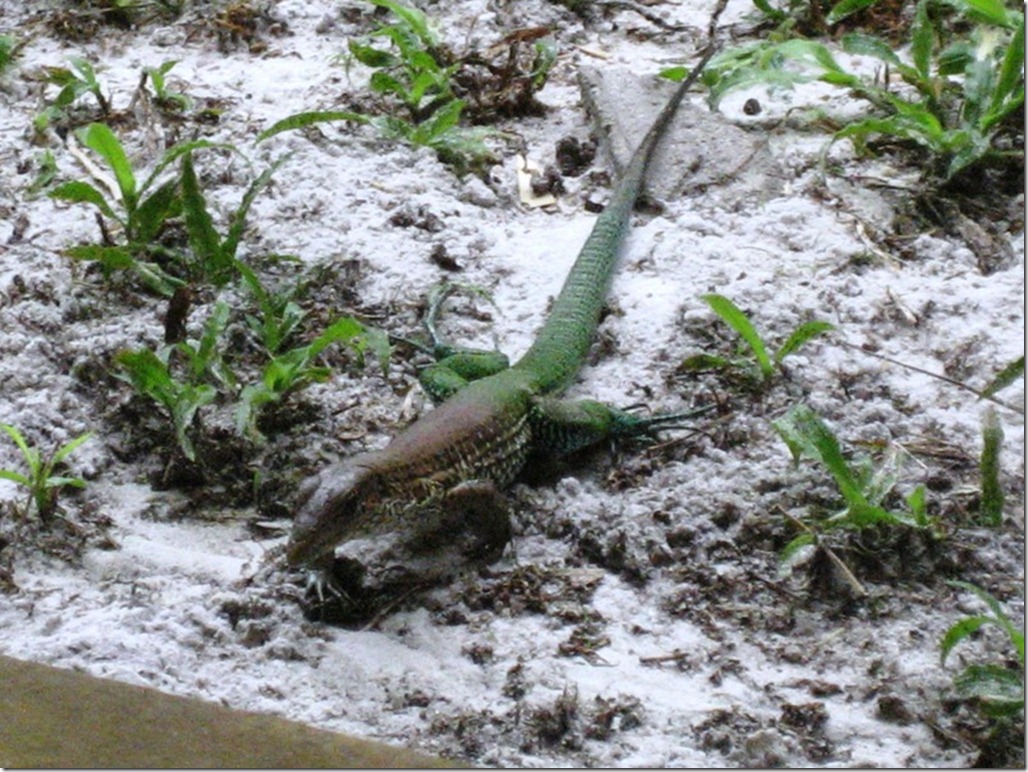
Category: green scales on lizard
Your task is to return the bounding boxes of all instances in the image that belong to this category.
[287,49,716,571]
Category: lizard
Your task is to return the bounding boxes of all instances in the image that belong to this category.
[286,48,715,573]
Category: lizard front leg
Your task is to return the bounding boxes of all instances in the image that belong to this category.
[530,396,709,457]
[392,479,513,562]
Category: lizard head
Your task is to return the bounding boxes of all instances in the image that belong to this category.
[285,458,381,567]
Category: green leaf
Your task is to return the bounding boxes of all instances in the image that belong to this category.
[132,178,179,244]
[826,0,880,25]
[256,110,369,143]
[778,532,816,573]
[948,580,1025,664]
[115,348,176,408]
[371,0,436,47]
[408,67,448,108]
[178,301,231,383]
[906,484,929,527]
[80,123,137,211]
[752,0,787,21]
[49,180,119,221]
[180,151,229,284]
[702,294,773,379]
[830,500,910,528]
[777,39,846,74]
[772,404,868,508]
[347,40,398,68]
[68,56,99,89]
[223,156,288,262]
[775,320,834,363]
[979,406,1004,525]
[953,664,1025,708]
[840,33,902,65]
[369,70,408,98]
[947,0,1015,27]
[0,469,32,487]
[416,99,463,144]
[834,112,948,154]
[941,614,992,665]
[310,317,365,358]
[360,325,393,374]
[141,139,227,193]
[63,245,181,296]
[911,0,933,81]
[1,424,36,471]
[43,475,86,489]
[63,244,137,269]
[659,65,689,83]
[52,432,92,465]
[171,384,216,462]
[989,23,1025,119]
[982,356,1024,398]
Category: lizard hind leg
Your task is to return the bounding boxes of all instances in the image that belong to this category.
[419,283,511,403]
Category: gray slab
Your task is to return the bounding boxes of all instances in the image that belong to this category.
[578,66,783,202]
[0,655,460,768]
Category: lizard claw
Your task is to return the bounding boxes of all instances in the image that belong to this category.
[305,567,351,605]
[612,403,716,438]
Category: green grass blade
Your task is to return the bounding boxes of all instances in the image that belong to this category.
[774,320,834,363]
[43,476,86,489]
[752,0,787,21]
[941,614,991,665]
[52,432,92,464]
[141,139,227,193]
[826,0,880,25]
[702,294,773,378]
[1,424,33,465]
[49,180,119,220]
[132,178,179,244]
[947,0,1014,27]
[80,123,137,211]
[0,469,32,486]
[981,356,1025,398]
[953,664,1025,707]
[906,484,929,527]
[772,404,867,506]
[778,532,816,576]
[180,151,229,285]
[840,32,902,65]
[309,317,364,358]
[222,155,289,262]
[371,0,436,47]
[62,244,136,269]
[114,349,176,409]
[989,23,1025,119]
[911,0,933,82]
[256,110,368,143]
[979,407,1004,525]
[948,580,1025,664]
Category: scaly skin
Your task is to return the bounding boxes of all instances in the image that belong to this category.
[287,51,713,568]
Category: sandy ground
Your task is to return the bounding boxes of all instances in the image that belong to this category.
[0,0,1024,766]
